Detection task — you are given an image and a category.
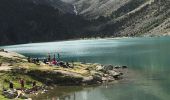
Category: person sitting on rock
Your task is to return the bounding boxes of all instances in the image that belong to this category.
[32,81,36,87]
[19,79,25,90]
[43,58,47,64]
[52,60,57,65]
[9,81,14,90]
[32,58,36,64]
[36,58,39,63]
[27,56,31,63]
[32,81,37,91]
[53,54,56,61]
[52,54,57,65]
[57,53,60,61]
[66,62,71,68]
[48,53,51,62]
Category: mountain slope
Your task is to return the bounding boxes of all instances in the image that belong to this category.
[73,0,131,18]
[0,0,91,45]
[99,0,170,36]
[61,0,170,36]
[0,0,169,45]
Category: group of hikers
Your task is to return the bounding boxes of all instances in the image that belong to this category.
[27,53,73,68]
[2,78,38,99]
[5,79,37,92]
[43,53,60,65]
[27,57,40,64]
[27,53,60,65]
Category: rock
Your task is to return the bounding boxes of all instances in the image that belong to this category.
[92,74,102,82]
[0,49,4,52]
[90,70,103,82]
[108,70,119,76]
[96,65,103,71]
[107,76,115,81]
[82,76,102,85]
[122,66,128,69]
[119,72,123,75]
[102,77,107,81]
[91,71,103,77]
[83,76,93,82]
[107,70,123,80]
[103,65,114,71]
[114,66,121,69]
[90,70,97,75]
[85,67,92,71]
[3,90,18,99]
[103,74,108,77]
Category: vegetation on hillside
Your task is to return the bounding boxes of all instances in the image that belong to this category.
[0,0,169,45]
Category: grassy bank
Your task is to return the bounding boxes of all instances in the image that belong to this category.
[0,50,125,99]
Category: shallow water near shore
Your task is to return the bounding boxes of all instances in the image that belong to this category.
[2,36,170,100]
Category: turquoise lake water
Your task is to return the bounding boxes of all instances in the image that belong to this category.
[2,37,170,100]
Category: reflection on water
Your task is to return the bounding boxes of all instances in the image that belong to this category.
[2,37,170,100]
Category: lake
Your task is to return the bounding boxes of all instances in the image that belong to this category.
[2,37,170,100]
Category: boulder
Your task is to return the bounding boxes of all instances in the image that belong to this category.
[3,90,18,99]
[96,65,103,71]
[83,76,93,82]
[89,71,103,82]
[103,65,114,71]
[114,66,121,69]
[90,71,103,77]
[122,66,128,69]
[107,70,123,80]
[92,74,102,82]
[102,77,107,81]
[0,49,4,52]
[107,76,115,82]
[108,70,120,76]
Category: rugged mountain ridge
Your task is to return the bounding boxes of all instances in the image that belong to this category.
[66,0,132,19]
[0,0,91,45]
[100,0,170,36]
[70,0,170,36]
[0,0,169,45]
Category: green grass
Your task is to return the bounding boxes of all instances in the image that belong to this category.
[0,52,103,99]
[0,71,43,99]
[0,71,42,89]
[0,95,8,100]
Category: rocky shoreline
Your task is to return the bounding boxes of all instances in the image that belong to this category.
[0,49,127,99]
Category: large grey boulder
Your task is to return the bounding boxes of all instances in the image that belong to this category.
[83,76,93,83]
[3,90,18,99]
[103,65,114,71]
[96,65,104,71]
[107,70,123,80]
